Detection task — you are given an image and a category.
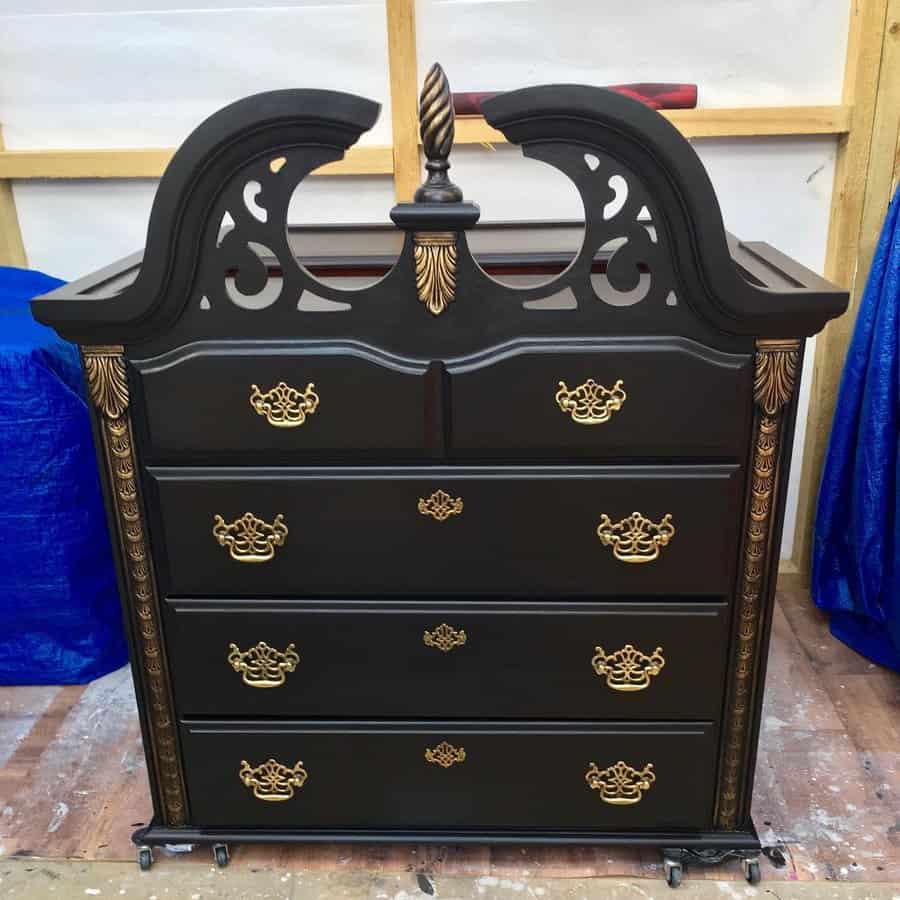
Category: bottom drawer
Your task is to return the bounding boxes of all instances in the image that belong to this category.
[180,721,717,830]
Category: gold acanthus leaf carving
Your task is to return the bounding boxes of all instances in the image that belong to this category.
[239,758,308,802]
[83,346,129,418]
[753,339,799,415]
[414,233,457,316]
[585,760,656,805]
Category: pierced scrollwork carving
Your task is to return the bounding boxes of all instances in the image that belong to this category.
[591,644,665,692]
[414,232,457,316]
[555,378,626,424]
[423,623,467,653]
[417,489,464,522]
[239,758,308,802]
[585,760,656,805]
[81,346,187,827]
[212,512,288,563]
[716,337,800,830]
[249,381,319,427]
[425,741,466,768]
[596,512,675,563]
[228,641,300,688]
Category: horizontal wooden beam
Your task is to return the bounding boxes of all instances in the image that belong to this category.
[455,104,853,145]
[0,145,394,179]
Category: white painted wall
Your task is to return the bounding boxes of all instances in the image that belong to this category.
[0,0,851,559]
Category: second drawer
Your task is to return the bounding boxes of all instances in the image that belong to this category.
[165,599,729,719]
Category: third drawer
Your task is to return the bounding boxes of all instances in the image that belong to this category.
[165,599,729,719]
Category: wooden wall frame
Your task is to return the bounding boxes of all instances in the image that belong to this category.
[2,1,899,583]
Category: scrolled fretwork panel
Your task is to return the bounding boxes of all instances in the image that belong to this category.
[82,346,188,827]
[715,338,800,830]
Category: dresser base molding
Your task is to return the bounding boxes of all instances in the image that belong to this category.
[132,822,761,850]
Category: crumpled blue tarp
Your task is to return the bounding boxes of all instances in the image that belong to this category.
[812,185,900,671]
[0,266,126,684]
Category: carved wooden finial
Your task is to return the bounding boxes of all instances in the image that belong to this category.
[415,62,462,203]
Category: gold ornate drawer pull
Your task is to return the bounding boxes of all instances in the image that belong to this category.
[556,378,626,424]
[239,758,307,801]
[423,623,467,652]
[596,511,674,563]
[585,760,655,805]
[418,489,464,521]
[228,641,300,688]
[591,644,665,691]
[425,741,466,768]
[212,512,288,563]
[249,381,319,427]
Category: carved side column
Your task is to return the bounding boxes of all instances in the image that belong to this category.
[715,338,800,830]
[82,345,187,827]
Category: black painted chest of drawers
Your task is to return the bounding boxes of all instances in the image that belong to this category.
[33,65,847,884]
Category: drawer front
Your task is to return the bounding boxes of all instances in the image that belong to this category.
[150,465,743,596]
[180,721,717,830]
[132,345,429,463]
[166,599,729,719]
[448,339,753,459]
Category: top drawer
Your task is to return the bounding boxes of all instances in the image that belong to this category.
[131,343,430,463]
[447,338,753,460]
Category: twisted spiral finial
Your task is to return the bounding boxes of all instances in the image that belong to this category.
[414,62,462,203]
[419,63,455,161]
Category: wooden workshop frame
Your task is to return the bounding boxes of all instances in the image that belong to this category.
[1,0,898,581]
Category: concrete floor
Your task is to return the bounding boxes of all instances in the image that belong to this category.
[2,859,899,900]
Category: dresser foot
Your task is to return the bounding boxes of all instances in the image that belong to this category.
[137,846,154,872]
[213,843,230,868]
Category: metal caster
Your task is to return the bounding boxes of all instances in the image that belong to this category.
[743,857,761,885]
[137,846,154,871]
[213,843,230,868]
[664,858,683,888]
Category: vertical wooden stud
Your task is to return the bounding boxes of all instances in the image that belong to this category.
[385,0,421,202]
[0,127,27,267]
[792,0,894,576]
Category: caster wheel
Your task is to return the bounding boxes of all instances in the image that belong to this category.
[664,860,683,888]
[743,858,761,885]
[137,846,153,871]
[213,843,230,868]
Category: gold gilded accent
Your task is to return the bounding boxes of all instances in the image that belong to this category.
[418,489,464,522]
[425,741,466,768]
[81,346,187,827]
[228,641,300,688]
[414,232,457,316]
[239,758,308,802]
[249,381,319,428]
[596,512,675,563]
[212,512,288,563]
[591,644,665,692]
[419,62,454,161]
[423,623,467,653]
[585,760,656,805]
[555,378,626,425]
[715,338,800,830]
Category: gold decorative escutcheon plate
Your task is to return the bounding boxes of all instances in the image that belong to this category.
[212,512,288,563]
[249,381,319,427]
[555,378,626,425]
[423,623,467,652]
[585,760,655,805]
[425,741,466,768]
[239,757,308,801]
[418,489,464,521]
[591,644,665,691]
[596,511,675,563]
[228,641,300,688]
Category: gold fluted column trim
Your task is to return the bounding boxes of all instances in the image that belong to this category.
[82,345,187,827]
[714,337,800,829]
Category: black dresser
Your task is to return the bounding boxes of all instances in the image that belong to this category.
[32,64,847,887]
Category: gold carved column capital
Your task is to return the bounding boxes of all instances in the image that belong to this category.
[753,338,801,415]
